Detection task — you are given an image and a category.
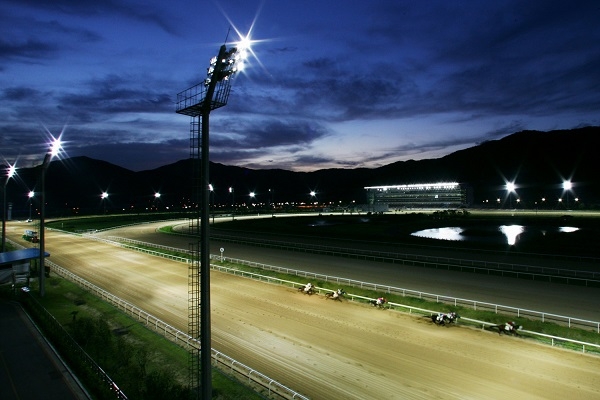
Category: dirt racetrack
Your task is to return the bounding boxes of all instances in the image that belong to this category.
[7,221,600,399]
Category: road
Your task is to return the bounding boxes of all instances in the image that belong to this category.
[6,220,600,399]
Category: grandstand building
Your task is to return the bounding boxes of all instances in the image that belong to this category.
[365,182,470,210]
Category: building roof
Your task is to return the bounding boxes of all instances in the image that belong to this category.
[0,248,50,266]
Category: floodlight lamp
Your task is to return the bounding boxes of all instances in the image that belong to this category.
[101,192,109,199]
[6,163,16,179]
[563,180,572,190]
[49,137,63,157]
[29,191,35,198]
[506,182,516,192]
[154,192,161,199]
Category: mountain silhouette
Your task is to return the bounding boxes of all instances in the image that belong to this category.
[3,126,598,217]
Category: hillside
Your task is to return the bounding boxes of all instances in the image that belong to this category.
[4,126,599,216]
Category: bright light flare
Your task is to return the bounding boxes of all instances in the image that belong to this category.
[505,182,516,192]
[101,192,109,199]
[6,162,17,179]
[563,180,572,190]
[28,191,35,198]
[50,136,63,157]
[218,2,270,77]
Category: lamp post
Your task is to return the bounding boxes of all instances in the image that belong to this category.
[229,187,235,221]
[28,191,34,221]
[563,180,572,209]
[506,182,516,209]
[39,137,62,297]
[153,192,161,211]
[101,191,109,214]
[2,163,17,252]
[176,39,247,399]
[208,184,214,223]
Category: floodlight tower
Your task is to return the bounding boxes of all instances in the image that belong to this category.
[176,40,245,399]
[39,137,62,297]
[2,163,17,252]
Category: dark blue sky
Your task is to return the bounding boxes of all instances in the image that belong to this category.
[1,1,599,172]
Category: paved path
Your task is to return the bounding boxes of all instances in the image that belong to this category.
[0,299,89,400]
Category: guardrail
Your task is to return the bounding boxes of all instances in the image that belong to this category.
[219,255,600,333]
[46,260,309,400]
[211,264,600,356]
[79,235,600,334]
[18,233,599,359]
[211,231,600,286]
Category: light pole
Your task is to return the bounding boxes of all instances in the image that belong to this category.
[28,191,34,221]
[229,187,235,221]
[154,192,161,211]
[506,182,516,209]
[176,38,247,399]
[563,180,572,209]
[101,191,109,214]
[39,136,62,297]
[209,184,214,223]
[2,163,17,252]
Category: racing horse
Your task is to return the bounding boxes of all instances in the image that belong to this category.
[491,321,522,336]
[298,282,315,295]
[430,312,460,326]
[325,288,346,301]
[369,297,387,308]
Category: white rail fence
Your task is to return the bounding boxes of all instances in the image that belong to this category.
[100,235,600,334]
[46,260,309,400]
[221,255,600,333]
[28,234,600,357]
[210,264,600,356]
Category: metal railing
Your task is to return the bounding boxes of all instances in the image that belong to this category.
[211,231,600,285]
[221,255,600,333]
[47,260,309,400]
[81,235,600,333]
[210,263,600,355]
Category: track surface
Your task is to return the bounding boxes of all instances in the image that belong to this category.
[7,221,600,399]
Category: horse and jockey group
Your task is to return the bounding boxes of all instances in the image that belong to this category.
[493,321,523,336]
[298,283,522,337]
[299,283,386,309]
[299,282,316,295]
[430,311,460,326]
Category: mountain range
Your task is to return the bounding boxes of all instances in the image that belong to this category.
[4,126,599,217]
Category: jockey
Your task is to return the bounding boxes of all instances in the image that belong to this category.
[377,297,385,305]
[304,283,313,292]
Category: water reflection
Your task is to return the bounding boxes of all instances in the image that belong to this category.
[559,226,579,233]
[411,227,465,241]
[499,225,524,246]
[412,225,579,246]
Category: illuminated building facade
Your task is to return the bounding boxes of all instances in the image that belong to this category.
[365,182,470,209]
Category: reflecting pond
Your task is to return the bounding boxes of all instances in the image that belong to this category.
[411,225,580,246]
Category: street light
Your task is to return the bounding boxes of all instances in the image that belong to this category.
[2,162,17,252]
[39,135,63,297]
[28,190,34,221]
[229,187,235,221]
[101,191,109,214]
[506,181,516,208]
[563,180,572,209]
[175,36,248,398]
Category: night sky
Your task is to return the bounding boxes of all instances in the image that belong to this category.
[2,1,599,172]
